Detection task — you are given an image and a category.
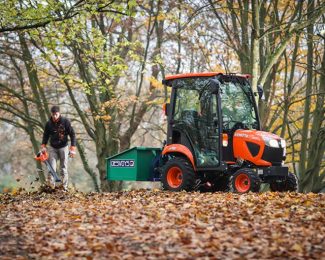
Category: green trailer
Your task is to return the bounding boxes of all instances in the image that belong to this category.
[106,147,162,181]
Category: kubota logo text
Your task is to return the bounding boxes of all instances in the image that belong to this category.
[110,160,135,167]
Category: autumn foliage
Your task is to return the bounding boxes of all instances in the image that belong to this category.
[0,190,324,259]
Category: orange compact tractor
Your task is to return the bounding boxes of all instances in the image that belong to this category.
[158,72,298,193]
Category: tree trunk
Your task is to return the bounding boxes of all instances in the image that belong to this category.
[300,36,325,192]
[299,0,314,183]
[18,32,48,123]
[251,0,260,95]
[18,33,48,183]
[77,142,100,192]
[239,0,250,73]
[280,34,300,138]
[176,0,182,74]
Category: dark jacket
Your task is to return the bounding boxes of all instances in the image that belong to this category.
[42,116,76,149]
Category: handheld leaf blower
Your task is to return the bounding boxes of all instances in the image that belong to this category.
[35,151,61,182]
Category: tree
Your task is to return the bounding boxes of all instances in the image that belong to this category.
[0,0,324,193]
[20,1,167,191]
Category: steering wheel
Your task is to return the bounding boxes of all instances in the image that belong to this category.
[231,122,245,131]
[223,119,246,131]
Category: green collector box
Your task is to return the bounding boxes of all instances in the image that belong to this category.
[106,147,162,181]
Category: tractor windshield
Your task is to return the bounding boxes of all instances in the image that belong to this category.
[219,79,259,131]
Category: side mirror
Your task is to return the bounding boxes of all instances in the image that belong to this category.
[163,103,170,116]
[257,85,264,100]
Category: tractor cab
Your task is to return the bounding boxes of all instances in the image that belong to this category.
[163,72,259,169]
[160,72,297,192]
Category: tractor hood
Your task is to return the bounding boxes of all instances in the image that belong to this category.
[233,129,286,166]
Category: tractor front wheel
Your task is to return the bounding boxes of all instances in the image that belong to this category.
[161,157,196,191]
[270,172,298,192]
[230,169,261,193]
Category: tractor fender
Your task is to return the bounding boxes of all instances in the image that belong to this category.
[162,144,195,169]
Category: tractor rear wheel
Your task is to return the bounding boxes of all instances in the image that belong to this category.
[270,172,298,192]
[161,157,196,191]
[230,168,261,193]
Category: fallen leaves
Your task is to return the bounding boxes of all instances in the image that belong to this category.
[0,190,324,259]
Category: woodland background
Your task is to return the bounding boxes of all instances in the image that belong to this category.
[0,0,324,193]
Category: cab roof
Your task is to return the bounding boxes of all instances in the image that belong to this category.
[163,72,251,85]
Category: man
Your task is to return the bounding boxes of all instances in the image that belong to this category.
[41,105,76,191]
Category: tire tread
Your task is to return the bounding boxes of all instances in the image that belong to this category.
[161,157,196,191]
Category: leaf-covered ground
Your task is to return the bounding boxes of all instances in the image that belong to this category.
[0,190,324,259]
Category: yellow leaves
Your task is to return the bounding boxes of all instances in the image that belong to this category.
[146,97,165,106]
[0,91,18,106]
[300,198,313,207]
[148,76,164,90]
[156,13,167,21]
[273,209,290,218]
[69,215,81,220]
[212,65,225,73]
[291,243,303,253]
[94,115,112,122]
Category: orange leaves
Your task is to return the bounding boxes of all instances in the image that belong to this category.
[0,190,324,259]
[95,95,138,122]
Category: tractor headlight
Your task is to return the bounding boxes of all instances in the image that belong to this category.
[263,136,280,148]
[268,139,279,148]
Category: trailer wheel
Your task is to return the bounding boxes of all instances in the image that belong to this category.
[230,169,261,193]
[161,157,196,191]
[270,172,298,192]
